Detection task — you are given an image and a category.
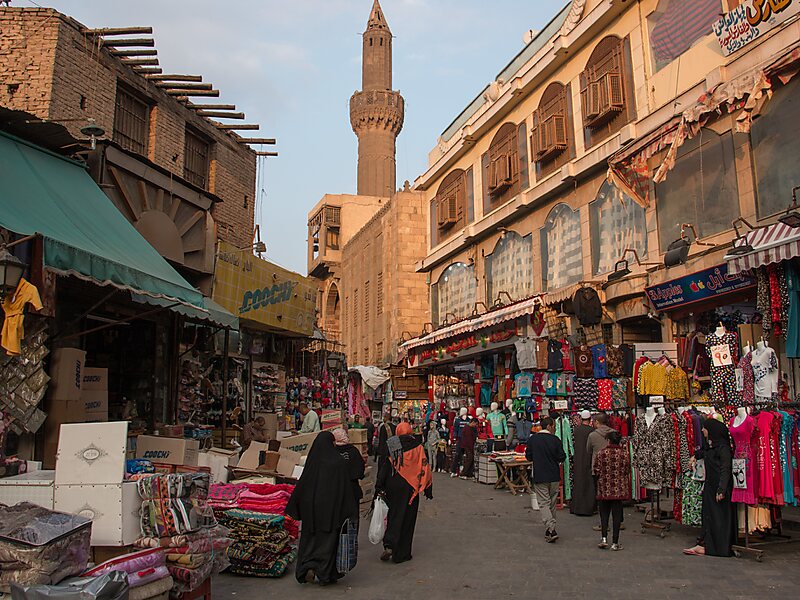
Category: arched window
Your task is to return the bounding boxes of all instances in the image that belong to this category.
[531,81,574,179]
[485,122,520,208]
[431,262,476,326]
[655,127,739,249]
[580,36,634,146]
[649,0,720,71]
[486,232,534,303]
[540,204,583,290]
[590,181,648,275]
[432,169,467,243]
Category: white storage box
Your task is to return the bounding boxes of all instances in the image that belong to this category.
[54,481,140,546]
[55,422,128,485]
[0,470,56,509]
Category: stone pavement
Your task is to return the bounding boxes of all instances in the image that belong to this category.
[214,473,800,599]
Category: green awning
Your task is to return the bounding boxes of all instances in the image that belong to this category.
[0,131,203,309]
[131,293,239,330]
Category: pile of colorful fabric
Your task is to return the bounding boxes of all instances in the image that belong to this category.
[218,510,295,577]
[135,473,229,594]
[83,548,173,600]
[208,481,298,538]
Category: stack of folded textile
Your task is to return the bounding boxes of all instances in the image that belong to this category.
[218,510,295,577]
[83,548,172,600]
[135,473,229,594]
[208,482,298,538]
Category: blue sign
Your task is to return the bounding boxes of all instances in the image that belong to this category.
[645,264,756,311]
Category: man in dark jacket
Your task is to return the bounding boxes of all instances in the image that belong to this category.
[526,416,567,542]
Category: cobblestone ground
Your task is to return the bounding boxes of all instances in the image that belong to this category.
[215,473,800,599]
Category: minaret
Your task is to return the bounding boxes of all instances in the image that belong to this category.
[349,0,404,197]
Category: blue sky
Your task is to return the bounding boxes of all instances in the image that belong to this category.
[45,0,567,273]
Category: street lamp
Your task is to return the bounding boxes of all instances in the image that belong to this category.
[0,246,26,301]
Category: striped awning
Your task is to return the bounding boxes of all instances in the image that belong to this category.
[725,222,800,275]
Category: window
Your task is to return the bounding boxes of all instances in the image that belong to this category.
[580,36,635,147]
[377,272,383,315]
[364,347,369,364]
[485,123,520,207]
[429,196,438,248]
[431,263,476,326]
[433,169,467,242]
[531,82,574,179]
[326,228,340,250]
[517,122,530,191]
[113,84,149,155]
[541,204,583,290]
[376,341,383,362]
[466,168,475,223]
[655,128,739,250]
[481,152,491,216]
[590,181,648,275]
[649,0,721,71]
[184,128,210,189]
[751,77,800,218]
[486,232,535,302]
[365,280,370,322]
[324,206,341,226]
[353,288,359,333]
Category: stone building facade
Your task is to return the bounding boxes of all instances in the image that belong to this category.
[411,0,800,346]
[0,6,258,262]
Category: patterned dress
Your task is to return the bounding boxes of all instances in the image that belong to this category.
[705,331,742,406]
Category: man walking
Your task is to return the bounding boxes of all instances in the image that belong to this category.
[526,416,566,542]
[587,413,621,532]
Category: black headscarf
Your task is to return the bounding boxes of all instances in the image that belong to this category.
[286,431,357,533]
[703,418,732,451]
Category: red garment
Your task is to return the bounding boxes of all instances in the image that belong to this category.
[467,405,477,418]
[460,423,477,449]
[597,379,613,410]
[770,413,784,506]
[755,411,775,503]
[633,356,649,389]
[767,265,783,337]
[671,414,682,523]
[476,417,491,440]
[594,444,631,500]
[561,340,574,371]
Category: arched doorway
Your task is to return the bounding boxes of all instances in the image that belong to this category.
[324,282,341,341]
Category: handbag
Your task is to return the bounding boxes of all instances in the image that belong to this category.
[336,518,358,574]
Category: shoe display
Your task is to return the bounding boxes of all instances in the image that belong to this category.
[598,537,608,549]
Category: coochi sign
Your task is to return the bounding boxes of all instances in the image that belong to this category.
[714,0,800,56]
[239,281,298,315]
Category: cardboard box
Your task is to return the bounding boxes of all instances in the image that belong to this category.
[83,390,108,417]
[280,432,318,456]
[277,448,302,477]
[136,435,199,466]
[0,470,55,509]
[54,482,140,546]
[259,450,280,472]
[156,425,185,438]
[254,412,279,440]
[48,348,85,401]
[56,422,128,485]
[198,447,240,483]
[236,441,269,470]
[82,368,108,391]
[348,428,369,444]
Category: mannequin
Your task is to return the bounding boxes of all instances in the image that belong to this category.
[733,407,748,427]
[644,406,657,427]
[715,323,726,337]
[657,406,666,416]
[437,417,450,442]
[756,339,766,351]
[450,407,469,478]
[504,399,516,445]
[487,401,509,451]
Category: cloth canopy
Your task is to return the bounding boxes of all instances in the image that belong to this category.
[347,365,390,390]
[0,131,204,309]
[725,222,800,275]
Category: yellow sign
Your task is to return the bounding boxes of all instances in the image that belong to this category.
[212,241,317,336]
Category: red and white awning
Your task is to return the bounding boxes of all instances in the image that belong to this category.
[399,295,542,351]
[725,222,800,275]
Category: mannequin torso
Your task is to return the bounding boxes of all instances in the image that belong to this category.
[645,406,656,427]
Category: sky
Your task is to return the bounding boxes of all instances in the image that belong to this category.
[42,0,568,273]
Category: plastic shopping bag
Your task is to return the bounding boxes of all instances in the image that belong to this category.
[530,492,539,511]
[368,497,388,545]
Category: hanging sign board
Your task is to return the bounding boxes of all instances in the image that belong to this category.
[714,0,800,56]
[645,264,755,312]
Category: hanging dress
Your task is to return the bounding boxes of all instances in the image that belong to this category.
[729,415,757,505]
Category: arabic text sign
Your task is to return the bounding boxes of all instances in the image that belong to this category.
[645,264,756,311]
[714,0,800,56]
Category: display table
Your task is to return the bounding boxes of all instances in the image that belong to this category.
[492,459,532,495]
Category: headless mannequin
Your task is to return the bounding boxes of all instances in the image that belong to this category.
[645,406,657,427]
[715,324,726,337]
[733,407,748,427]
[657,407,666,416]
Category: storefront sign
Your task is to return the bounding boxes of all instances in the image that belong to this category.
[645,264,756,311]
[213,241,316,336]
[714,0,800,56]
[406,320,522,368]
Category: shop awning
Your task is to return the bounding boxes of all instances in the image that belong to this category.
[400,295,542,351]
[130,293,239,330]
[0,131,204,309]
[725,222,800,275]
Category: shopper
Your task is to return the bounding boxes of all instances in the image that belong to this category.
[683,418,736,557]
[299,402,321,433]
[241,416,268,449]
[526,416,566,542]
[366,417,375,457]
[286,431,358,585]
[459,419,478,479]
[375,418,397,481]
[333,428,366,506]
[424,420,440,471]
[571,410,596,516]
[587,412,614,469]
[593,430,631,550]
[377,422,433,564]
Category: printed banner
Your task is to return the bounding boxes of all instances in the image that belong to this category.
[714,0,800,56]
[645,263,756,311]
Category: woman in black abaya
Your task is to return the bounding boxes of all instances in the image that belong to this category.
[286,431,358,584]
[683,418,736,557]
[376,422,433,564]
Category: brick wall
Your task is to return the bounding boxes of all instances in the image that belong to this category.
[0,7,256,249]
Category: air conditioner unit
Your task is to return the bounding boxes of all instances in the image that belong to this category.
[438,193,457,228]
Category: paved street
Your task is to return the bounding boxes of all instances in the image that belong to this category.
[215,473,800,599]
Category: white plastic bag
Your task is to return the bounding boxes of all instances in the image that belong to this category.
[368,497,389,545]
[530,492,539,511]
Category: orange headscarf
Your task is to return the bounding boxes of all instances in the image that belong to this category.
[391,422,432,504]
